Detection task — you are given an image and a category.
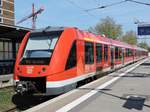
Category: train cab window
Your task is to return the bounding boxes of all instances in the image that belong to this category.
[96,43,102,63]
[104,45,108,61]
[85,42,94,64]
[65,41,77,70]
[20,31,63,65]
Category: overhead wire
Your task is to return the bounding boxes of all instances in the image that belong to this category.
[93,0,100,6]
[66,0,99,19]
[85,0,128,11]
[126,0,150,6]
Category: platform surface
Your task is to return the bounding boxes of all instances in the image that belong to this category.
[0,74,13,88]
[70,59,150,112]
[25,58,150,112]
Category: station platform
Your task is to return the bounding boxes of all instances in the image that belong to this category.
[25,57,150,112]
[0,74,13,88]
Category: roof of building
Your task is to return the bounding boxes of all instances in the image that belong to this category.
[0,23,31,42]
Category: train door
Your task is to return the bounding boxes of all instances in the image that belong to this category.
[77,40,84,75]
[84,42,94,73]
[110,47,114,69]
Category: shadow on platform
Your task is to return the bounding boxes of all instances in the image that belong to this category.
[111,72,150,78]
[78,87,150,110]
[12,94,55,110]
[123,96,145,110]
[140,62,150,66]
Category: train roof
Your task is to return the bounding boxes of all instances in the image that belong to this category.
[32,26,65,33]
[30,26,148,52]
[76,28,148,51]
[77,29,134,49]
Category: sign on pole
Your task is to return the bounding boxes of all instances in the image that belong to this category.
[138,24,150,35]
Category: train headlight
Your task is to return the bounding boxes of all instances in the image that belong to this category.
[42,67,46,72]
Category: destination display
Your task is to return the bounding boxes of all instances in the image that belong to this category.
[138,25,150,35]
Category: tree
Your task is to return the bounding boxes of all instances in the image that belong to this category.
[138,42,149,50]
[89,16,122,39]
[121,31,137,45]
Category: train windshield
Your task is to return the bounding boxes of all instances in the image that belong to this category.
[20,31,63,65]
[23,36,57,58]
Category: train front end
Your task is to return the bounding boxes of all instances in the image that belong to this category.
[14,27,67,95]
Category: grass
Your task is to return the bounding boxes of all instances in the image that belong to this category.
[0,87,15,111]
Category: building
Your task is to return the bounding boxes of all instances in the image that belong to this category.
[0,24,30,75]
[0,0,14,25]
[0,0,30,75]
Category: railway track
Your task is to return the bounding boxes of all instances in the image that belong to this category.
[4,107,17,112]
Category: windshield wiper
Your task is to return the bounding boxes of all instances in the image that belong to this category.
[42,26,51,33]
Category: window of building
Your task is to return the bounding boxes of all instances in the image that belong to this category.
[0,9,2,15]
[104,45,108,61]
[0,41,3,60]
[4,41,13,60]
[96,43,102,63]
[85,42,94,64]
[65,41,77,70]
[0,40,18,75]
[0,0,2,6]
[16,42,20,54]
[0,17,3,23]
[0,40,14,60]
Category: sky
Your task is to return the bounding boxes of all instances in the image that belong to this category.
[15,0,150,43]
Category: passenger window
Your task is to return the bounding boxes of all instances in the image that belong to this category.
[126,48,129,57]
[104,45,108,61]
[115,47,119,59]
[96,43,102,63]
[115,47,122,60]
[65,41,77,70]
[85,42,94,64]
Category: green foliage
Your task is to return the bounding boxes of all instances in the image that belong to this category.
[121,31,137,45]
[0,88,15,111]
[89,16,122,39]
[138,42,149,50]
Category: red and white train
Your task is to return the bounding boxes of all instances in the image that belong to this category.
[14,27,148,95]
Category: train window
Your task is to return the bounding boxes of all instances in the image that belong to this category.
[127,49,132,57]
[119,48,122,59]
[115,47,119,59]
[104,45,108,61]
[65,41,77,70]
[96,43,102,63]
[126,48,129,57]
[20,31,63,65]
[115,47,122,60]
[85,42,94,64]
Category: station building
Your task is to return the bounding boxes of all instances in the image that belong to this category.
[0,0,30,75]
[0,0,15,25]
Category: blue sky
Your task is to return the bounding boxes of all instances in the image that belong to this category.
[15,0,150,35]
